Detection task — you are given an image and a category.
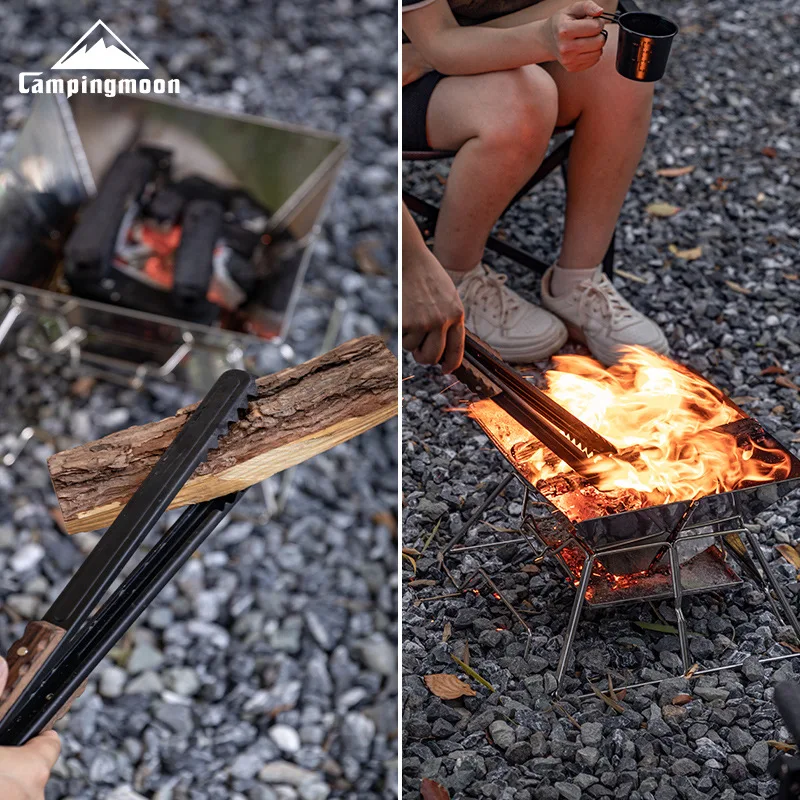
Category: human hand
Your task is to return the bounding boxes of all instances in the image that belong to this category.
[402,244,465,374]
[402,42,434,86]
[546,0,607,72]
[0,657,62,800]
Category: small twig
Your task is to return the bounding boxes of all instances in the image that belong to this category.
[588,680,625,713]
[414,592,462,606]
[552,702,581,731]
[450,654,496,693]
[420,516,443,554]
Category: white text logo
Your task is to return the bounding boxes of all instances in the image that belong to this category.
[19,19,179,98]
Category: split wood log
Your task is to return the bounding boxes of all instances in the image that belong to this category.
[48,335,397,534]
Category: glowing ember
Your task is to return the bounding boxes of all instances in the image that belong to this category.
[469,347,792,521]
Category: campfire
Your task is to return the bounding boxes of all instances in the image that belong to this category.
[469,346,794,525]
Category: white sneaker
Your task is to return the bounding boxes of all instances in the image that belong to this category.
[540,266,668,366]
[457,264,567,363]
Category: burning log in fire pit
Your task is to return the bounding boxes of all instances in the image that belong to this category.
[471,346,796,526]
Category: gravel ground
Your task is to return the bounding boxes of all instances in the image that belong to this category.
[403,1,800,798]
[0,1,398,799]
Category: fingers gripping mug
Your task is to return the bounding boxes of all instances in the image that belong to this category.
[600,11,679,82]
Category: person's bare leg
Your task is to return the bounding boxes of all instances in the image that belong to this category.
[538,26,667,364]
[415,66,568,363]
[425,65,558,276]
[545,24,653,270]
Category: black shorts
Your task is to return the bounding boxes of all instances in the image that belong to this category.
[402,70,445,151]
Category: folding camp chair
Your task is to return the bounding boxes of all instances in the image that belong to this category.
[402,0,641,278]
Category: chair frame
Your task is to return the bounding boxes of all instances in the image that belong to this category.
[403,0,641,278]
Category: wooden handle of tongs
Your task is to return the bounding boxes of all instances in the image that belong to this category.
[0,621,86,733]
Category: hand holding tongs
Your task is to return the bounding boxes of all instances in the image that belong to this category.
[454,329,617,472]
[0,370,257,745]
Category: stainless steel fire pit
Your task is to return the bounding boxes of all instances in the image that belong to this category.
[0,93,347,390]
[437,407,800,695]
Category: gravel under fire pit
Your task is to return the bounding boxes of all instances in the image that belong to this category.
[0,1,397,799]
[402,0,800,798]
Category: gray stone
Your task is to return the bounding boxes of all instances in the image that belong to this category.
[581,722,603,747]
[126,643,164,675]
[554,781,582,800]
[99,665,127,698]
[488,720,516,750]
[269,724,301,755]
[746,740,770,774]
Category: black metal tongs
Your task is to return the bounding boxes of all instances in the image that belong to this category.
[0,369,257,745]
[454,329,618,472]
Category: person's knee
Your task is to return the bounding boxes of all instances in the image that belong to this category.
[595,28,654,114]
[478,67,558,154]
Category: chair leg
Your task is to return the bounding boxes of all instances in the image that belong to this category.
[402,190,439,237]
[602,230,616,278]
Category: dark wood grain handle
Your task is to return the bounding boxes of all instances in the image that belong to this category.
[0,620,87,732]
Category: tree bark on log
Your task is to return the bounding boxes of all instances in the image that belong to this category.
[48,335,397,534]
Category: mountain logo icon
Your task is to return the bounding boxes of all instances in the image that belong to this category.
[52,20,148,71]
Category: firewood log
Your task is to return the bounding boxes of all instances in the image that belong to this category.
[48,335,397,534]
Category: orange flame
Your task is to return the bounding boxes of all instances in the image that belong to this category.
[469,347,792,520]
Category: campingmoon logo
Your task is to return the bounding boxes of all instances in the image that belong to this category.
[19,20,180,98]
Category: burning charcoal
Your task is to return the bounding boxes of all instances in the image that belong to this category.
[146,187,185,225]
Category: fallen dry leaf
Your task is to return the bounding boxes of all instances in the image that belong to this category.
[614,268,649,284]
[784,273,799,281]
[776,376,800,392]
[70,375,97,398]
[353,239,386,276]
[731,396,758,405]
[768,740,798,753]
[761,365,787,376]
[762,146,778,158]
[779,641,800,654]
[672,694,693,705]
[442,622,452,643]
[656,165,695,178]
[421,779,451,800]
[646,202,680,218]
[684,663,700,679]
[402,547,421,556]
[424,673,476,700]
[402,552,417,575]
[521,564,541,575]
[724,280,751,296]
[775,544,800,571]
[373,511,397,537]
[669,244,703,261]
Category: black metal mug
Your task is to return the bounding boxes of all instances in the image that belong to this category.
[601,11,679,82]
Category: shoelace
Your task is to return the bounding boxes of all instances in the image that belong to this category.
[459,268,520,329]
[576,274,638,332]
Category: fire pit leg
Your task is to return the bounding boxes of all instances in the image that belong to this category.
[0,294,26,347]
[439,471,516,558]
[744,528,800,639]
[555,554,595,693]
[667,544,692,674]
